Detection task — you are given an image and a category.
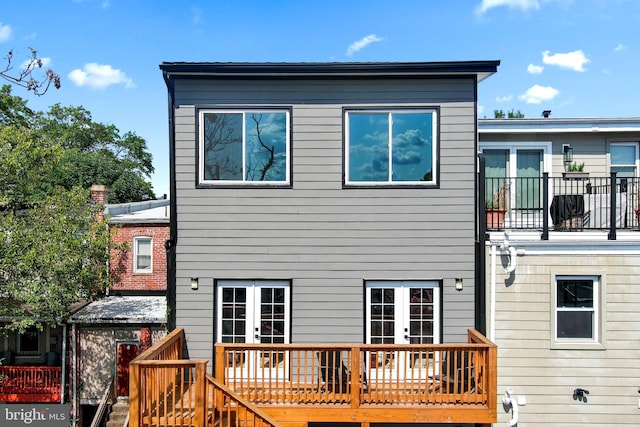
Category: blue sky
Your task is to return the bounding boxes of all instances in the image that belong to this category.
[2,0,639,196]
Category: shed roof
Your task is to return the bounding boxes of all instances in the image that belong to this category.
[69,296,166,324]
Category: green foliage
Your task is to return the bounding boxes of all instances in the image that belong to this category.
[0,187,113,332]
[0,85,150,331]
[494,109,525,118]
[0,86,155,203]
[567,162,585,172]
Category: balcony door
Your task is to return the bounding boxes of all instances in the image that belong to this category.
[482,144,550,227]
[365,281,440,381]
[216,280,290,379]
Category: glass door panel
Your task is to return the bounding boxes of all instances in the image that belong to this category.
[218,281,289,380]
[366,281,440,382]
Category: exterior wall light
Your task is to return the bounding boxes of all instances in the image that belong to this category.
[563,144,573,165]
[191,277,199,290]
[455,278,463,292]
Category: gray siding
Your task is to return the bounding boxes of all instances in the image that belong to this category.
[172,77,479,367]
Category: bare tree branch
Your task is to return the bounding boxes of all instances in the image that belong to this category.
[1,48,61,96]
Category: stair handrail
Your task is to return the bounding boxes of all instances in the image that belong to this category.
[90,377,115,427]
[206,374,283,427]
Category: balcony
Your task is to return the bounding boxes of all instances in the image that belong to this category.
[0,365,62,403]
[484,174,640,239]
[129,328,497,427]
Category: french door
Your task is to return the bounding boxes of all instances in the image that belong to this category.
[217,280,290,379]
[483,145,548,227]
[365,281,440,380]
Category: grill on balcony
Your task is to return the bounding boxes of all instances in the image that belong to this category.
[484,174,640,238]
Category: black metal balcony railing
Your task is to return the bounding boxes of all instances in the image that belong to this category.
[484,174,640,240]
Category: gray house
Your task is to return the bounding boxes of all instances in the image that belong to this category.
[157,61,500,426]
[479,116,640,426]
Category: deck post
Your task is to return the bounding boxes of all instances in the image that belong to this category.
[128,362,140,427]
[351,346,360,408]
[487,342,498,415]
[195,361,207,427]
[214,345,226,411]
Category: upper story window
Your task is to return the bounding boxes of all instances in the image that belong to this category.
[555,276,599,343]
[199,109,291,186]
[134,236,152,273]
[610,143,638,177]
[345,110,438,186]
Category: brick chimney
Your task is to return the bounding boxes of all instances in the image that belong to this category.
[91,185,108,220]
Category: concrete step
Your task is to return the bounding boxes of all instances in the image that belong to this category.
[106,400,129,427]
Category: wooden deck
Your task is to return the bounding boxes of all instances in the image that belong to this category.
[130,328,497,427]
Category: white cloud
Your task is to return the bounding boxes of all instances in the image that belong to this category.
[614,43,627,52]
[496,95,513,102]
[20,57,52,69]
[527,63,544,74]
[346,34,384,57]
[0,23,12,42]
[542,50,590,72]
[519,84,559,104]
[478,105,485,115]
[476,0,539,14]
[68,63,135,89]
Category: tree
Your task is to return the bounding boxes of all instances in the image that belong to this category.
[39,104,155,203]
[494,109,525,119]
[0,124,116,332]
[1,48,60,96]
[0,87,155,204]
[0,186,113,332]
[0,87,149,332]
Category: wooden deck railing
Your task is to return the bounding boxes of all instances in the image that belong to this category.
[0,366,62,402]
[130,329,497,426]
[129,328,281,427]
[215,329,496,409]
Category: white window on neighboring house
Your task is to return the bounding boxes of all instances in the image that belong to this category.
[345,109,438,186]
[610,142,638,178]
[555,276,599,343]
[134,237,152,273]
[18,327,40,355]
[198,109,291,186]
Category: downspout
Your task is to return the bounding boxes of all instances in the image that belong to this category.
[162,69,177,331]
[60,323,67,404]
[490,243,497,341]
[72,322,77,427]
[476,152,487,334]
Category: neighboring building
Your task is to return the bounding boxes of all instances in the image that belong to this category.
[68,187,169,425]
[479,116,640,426]
[156,61,500,426]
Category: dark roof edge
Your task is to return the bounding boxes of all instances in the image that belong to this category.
[159,61,500,80]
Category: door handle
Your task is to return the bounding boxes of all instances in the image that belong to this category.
[255,334,260,340]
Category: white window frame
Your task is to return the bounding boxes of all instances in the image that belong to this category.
[344,109,438,186]
[133,236,152,273]
[553,275,600,346]
[609,142,639,177]
[198,109,291,186]
[216,280,291,345]
[479,142,552,177]
[365,280,441,345]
